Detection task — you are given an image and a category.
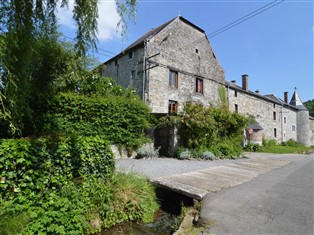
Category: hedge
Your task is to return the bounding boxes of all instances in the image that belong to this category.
[36,92,151,148]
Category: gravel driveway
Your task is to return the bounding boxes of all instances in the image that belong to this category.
[115,152,307,179]
[115,155,252,179]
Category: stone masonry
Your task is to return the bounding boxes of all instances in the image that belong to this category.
[101,16,314,149]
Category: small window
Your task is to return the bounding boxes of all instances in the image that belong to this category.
[131,70,135,80]
[114,60,118,66]
[273,111,276,120]
[128,51,133,60]
[274,128,277,138]
[273,103,276,108]
[169,70,178,88]
[195,48,199,54]
[283,116,287,125]
[196,78,203,94]
[292,125,296,132]
[235,90,238,97]
[168,100,178,114]
[234,104,238,113]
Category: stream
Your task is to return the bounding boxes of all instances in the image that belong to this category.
[101,187,195,235]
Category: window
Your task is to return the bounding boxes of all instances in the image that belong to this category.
[292,125,296,132]
[273,103,276,108]
[169,70,178,88]
[234,104,238,113]
[114,60,118,66]
[196,78,203,94]
[195,48,199,54]
[273,111,276,120]
[131,70,135,80]
[283,116,287,125]
[128,51,133,60]
[168,100,178,114]
[274,128,277,138]
[235,90,238,97]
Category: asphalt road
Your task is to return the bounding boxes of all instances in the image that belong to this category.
[201,154,314,235]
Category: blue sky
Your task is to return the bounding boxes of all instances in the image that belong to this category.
[58,0,313,102]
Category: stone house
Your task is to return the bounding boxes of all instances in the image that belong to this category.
[101,16,314,155]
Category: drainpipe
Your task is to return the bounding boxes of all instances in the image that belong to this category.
[281,104,284,143]
[227,84,230,108]
[142,40,147,101]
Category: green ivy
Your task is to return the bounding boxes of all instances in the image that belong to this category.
[0,135,114,202]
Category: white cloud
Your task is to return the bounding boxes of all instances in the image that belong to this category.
[57,1,121,41]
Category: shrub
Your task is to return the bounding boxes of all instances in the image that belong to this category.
[262,138,277,147]
[282,139,300,147]
[35,92,152,149]
[178,149,192,160]
[201,151,216,161]
[0,135,114,201]
[136,145,160,159]
[244,143,263,152]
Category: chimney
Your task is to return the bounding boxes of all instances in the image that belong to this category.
[242,74,249,91]
[284,92,288,103]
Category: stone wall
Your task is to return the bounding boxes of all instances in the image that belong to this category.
[310,118,314,146]
[102,48,145,99]
[296,110,311,146]
[144,17,225,113]
[228,86,298,143]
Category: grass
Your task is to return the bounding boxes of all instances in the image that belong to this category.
[261,145,314,154]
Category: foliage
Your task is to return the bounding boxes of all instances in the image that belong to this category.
[175,148,192,160]
[161,102,249,158]
[0,172,159,235]
[136,144,160,159]
[34,92,151,148]
[244,143,263,152]
[201,151,216,161]
[102,172,159,228]
[262,138,277,147]
[304,99,314,117]
[0,135,114,201]
[0,0,138,135]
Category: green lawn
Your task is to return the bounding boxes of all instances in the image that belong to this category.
[261,145,314,154]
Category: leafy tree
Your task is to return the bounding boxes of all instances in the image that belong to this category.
[0,0,137,136]
[304,99,314,117]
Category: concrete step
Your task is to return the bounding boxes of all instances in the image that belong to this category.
[152,158,291,200]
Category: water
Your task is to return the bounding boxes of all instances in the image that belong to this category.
[101,187,195,235]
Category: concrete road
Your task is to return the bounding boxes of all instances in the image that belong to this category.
[201,154,314,235]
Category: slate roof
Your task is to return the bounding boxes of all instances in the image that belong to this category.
[103,16,205,64]
[247,123,264,130]
[289,89,308,110]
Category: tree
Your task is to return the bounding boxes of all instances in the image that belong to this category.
[304,99,314,117]
[0,0,137,136]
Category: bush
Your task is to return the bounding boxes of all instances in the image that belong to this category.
[282,139,300,147]
[136,145,160,159]
[244,143,263,152]
[0,172,159,235]
[35,92,152,149]
[262,138,277,147]
[178,149,192,160]
[0,135,114,201]
[201,151,216,161]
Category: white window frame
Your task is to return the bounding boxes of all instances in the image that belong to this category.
[292,124,296,132]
